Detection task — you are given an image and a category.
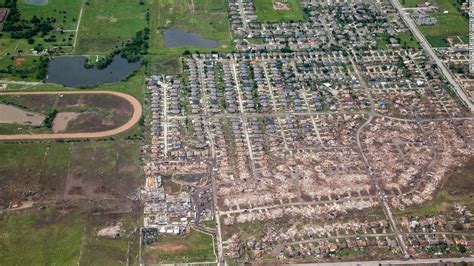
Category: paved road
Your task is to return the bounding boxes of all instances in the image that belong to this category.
[351,58,410,257]
[158,80,169,158]
[0,90,142,140]
[390,0,474,112]
[219,196,375,215]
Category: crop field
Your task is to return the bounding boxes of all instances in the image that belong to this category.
[143,229,216,263]
[253,0,305,22]
[148,0,233,75]
[75,0,148,55]
[401,0,469,47]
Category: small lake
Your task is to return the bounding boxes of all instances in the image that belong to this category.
[0,104,45,126]
[164,29,218,48]
[46,55,141,88]
[25,0,48,6]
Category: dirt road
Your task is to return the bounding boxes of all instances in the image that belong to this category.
[0,90,142,140]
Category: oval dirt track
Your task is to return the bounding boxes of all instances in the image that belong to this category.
[0,90,142,140]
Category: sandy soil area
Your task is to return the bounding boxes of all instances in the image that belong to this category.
[52,112,80,133]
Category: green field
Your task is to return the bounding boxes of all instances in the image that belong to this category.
[18,0,83,30]
[401,0,469,47]
[253,0,305,22]
[0,207,84,265]
[0,0,82,57]
[75,0,148,55]
[0,206,142,265]
[148,0,233,75]
[0,0,84,80]
[144,229,216,263]
[398,32,421,49]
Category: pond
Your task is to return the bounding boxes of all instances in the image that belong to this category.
[46,55,141,88]
[0,104,45,126]
[25,0,48,6]
[164,29,218,48]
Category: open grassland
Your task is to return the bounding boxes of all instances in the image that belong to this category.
[0,205,142,265]
[148,0,233,75]
[401,0,468,47]
[253,0,304,22]
[18,0,82,30]
[0,207,83,265]
[0,140,143,207]
[143,229,216,263]
[75,0,147,55]
[79,209,141,265]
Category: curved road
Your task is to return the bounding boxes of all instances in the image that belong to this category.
[0,90,142,140]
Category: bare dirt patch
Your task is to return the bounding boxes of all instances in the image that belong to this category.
[273,1,290,10]
[0,104,45,126]
[52,112,80,133]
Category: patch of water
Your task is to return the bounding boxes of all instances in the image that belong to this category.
[46,55,141,87]
[25,0,48,6]
[163,29,218,48]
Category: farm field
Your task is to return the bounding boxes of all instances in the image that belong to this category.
[143,229,216,264]
[401,0,469,47]
[74,0,148,55]
[253,0,305,22]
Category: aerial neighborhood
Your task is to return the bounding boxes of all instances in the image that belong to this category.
[0,0,473,264]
